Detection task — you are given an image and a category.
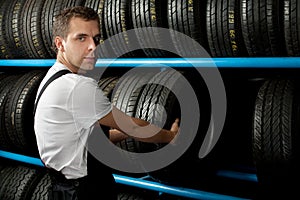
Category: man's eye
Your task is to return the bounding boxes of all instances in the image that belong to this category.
[79,37,85,42]
[93,36,101,45]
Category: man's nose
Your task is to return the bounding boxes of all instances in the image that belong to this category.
[88,37,97,51]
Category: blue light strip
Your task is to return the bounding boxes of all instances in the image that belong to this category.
[0,57,300,68]
[113,174,250,200]
[0,150,254,200]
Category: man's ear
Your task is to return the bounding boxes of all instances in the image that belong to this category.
[55,36,64,52]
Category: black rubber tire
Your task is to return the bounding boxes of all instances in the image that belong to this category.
[0,165,45,200]
[98,76,120,100]
[131,0,174,57]
[284,0,300,56]
[134,68,215,186]
[0,0,6,59]
[133,69,182,183]
[41,0,63,58]
[0,74,13,150]
[9,0,33,58]
[85,0,104,12]
[253,79,300,198]
[30,172,51,200]
[0,0,15,59]
[133,69,179,182]
[111,69,157,152]
[134,69,181,153]
[4,70,47,155]
[3,0,29,58]
[240,0,286,56]
[167,0,209,57]
[0,74,22,151]
[22,0,49,58]
[104,0,140,57]
[97,75,120,142]
[64,0,86,8]
[0,165,15,197]
[207,0,247,57]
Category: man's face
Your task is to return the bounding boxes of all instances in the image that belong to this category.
[60,17,100,72]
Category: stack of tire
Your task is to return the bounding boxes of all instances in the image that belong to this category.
[0,0,299,58]
[0,0,300,199]
[0,70,47,156]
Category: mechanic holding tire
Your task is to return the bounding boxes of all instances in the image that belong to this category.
[33,6,180,200]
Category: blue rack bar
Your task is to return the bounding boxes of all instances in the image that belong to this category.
[0,150,44,167]
[114,174,250,200]
[0,57,300,68]
[0,150,254,200]
[216,170,257,183]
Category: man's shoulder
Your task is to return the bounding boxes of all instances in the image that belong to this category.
[66,73,97,83]
[48,63,98,87]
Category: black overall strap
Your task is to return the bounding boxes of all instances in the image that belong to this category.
[33,70,71,116]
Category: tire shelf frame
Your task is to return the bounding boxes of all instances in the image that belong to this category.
[0,149,256,200]
[1,57,298,199]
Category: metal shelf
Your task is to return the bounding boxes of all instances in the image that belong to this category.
[0,57,300,68]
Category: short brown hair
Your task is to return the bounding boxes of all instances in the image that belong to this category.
[52,6,100,52]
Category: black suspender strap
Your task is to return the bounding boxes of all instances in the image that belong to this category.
[33,70,71,116]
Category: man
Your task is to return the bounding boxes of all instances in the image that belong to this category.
[34,6,179,200]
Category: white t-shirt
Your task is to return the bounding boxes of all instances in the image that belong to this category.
[34,62,112,179]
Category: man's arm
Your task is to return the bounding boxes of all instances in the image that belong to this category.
[100,106,179,143]
[109,129,128,143]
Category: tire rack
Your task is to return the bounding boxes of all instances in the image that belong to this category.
[0,150,256,200]
[1,57,299,199]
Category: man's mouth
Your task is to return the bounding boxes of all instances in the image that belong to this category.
[84,57,96,61]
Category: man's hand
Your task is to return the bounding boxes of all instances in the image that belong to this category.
[170,118,180,143]
[109,129,128,144]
